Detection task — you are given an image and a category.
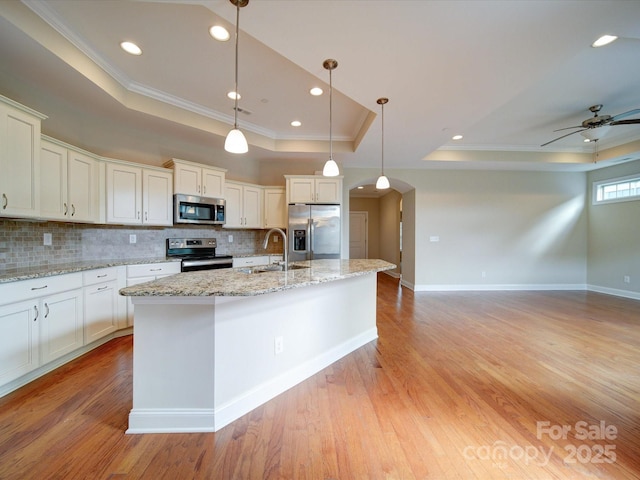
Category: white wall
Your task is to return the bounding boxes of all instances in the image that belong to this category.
[345,167,588,290]
[587,159,640,297]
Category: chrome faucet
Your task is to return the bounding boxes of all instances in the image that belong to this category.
[263,228,288,270]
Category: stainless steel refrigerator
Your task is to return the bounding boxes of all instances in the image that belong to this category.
[288,204,341,261]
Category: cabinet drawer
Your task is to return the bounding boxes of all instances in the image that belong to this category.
[127,262,180,278]
[232,256,269,268]
[82,267,118,286]
[0,272,83,306]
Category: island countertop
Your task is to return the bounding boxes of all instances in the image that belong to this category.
[119,259,395,297]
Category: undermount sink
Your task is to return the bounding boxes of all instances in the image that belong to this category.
[240,264,309,274]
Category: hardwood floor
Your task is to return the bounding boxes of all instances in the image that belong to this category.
[1,274,639,479]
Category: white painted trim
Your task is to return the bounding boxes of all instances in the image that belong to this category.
[412,283,587,292]
[587,285,640,301]
[127,409,215,434]
[213,327,377,432]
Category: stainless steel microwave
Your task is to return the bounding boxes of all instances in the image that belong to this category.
[174,194,226,225]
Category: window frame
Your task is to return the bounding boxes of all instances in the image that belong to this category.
[592,173,640,205]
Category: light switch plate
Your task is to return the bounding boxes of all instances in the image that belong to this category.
[43,233,52,246]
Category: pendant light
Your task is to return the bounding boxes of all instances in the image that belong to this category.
[224,0,249,154]
[375,97,390,190]
[322,59,340,177]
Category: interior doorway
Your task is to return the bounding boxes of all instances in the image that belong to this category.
[349,211,368,258]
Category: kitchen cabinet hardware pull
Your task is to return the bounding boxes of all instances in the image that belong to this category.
[150,268,162,271]
[34,305,39,321]
[97,274,107,278]
[31,285,48,291]
[2,193,7,209]
[145,211,148,221]
[97,286,108,291]
[71,204,76,216]
[44,303,50,318]
[63,203,68,215]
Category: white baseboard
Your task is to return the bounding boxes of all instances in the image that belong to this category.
[587,284,640,300]
[412,283,587,292]
[127,409,215,434]
[213,327,378,432]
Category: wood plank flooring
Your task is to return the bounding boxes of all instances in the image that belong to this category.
[1,274,639,479]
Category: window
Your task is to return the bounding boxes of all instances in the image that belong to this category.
[593,174,640,204]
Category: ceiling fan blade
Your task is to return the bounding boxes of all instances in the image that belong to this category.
[540,129,585,147]
[611,108,640,121]
[610,119,640,126]
[553,125,583,132]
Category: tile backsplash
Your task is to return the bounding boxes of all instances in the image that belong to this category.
[0,219,283,272]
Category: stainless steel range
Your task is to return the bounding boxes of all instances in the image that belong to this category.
[166,238,233,272]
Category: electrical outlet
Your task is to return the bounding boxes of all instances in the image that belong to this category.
[228,234,233,243]
[624,275,631,284]
[274,236,279,242]
[129,234,137,244]
[481,271,487,278]
[43,233,52,246]
[274,336,284,355]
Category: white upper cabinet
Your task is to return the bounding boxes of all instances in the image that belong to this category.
[165,158,226,198]
[263,187,286,228]
[224,181,262,228]
[105,160,172,226]
[0,95,46,219]
[285,175,342,204]
[40,137,100,223]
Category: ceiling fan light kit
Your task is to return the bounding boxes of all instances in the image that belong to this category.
[322,59,340,177]
[541,104,640,147]
[224,0,249,154]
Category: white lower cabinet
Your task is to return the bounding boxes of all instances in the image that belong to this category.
[40,288,84,364]
[126,262,180,326]
[83,268,119,344]
[0,300,39,385]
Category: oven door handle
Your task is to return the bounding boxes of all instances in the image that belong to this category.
[182,258,233,269]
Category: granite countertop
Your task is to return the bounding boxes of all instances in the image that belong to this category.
[0,257,181,284]
[120,259,396,297]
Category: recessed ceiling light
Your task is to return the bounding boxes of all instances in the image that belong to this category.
[209,25,230,41]
[309,87,323,96]
[227,91,241,100]
[291,120,302,127]
[592,35,618,47]
[357,186,364,189]
[120,41,142,55]
[584,138,591,143]
[452,134,463,140]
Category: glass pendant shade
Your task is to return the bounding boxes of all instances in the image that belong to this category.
[376,174,390,190]
[224,128,248,154]
[323,158,340,177]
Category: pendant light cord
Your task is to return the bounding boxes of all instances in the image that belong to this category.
[329,67,333,161]
[233,1,240,129]
[381,101,385,175]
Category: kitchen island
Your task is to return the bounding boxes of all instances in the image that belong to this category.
[120,259,395,433]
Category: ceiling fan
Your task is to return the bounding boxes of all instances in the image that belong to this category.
[541,104,640,147]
